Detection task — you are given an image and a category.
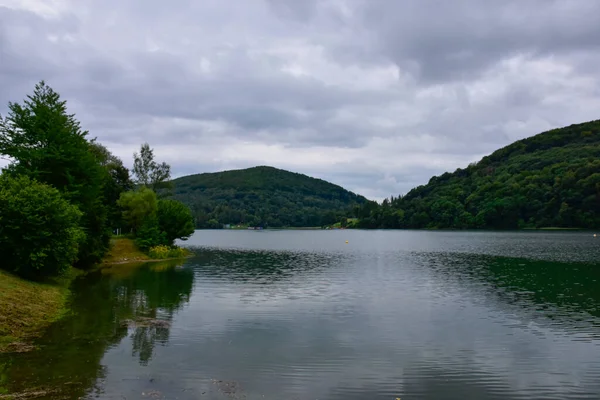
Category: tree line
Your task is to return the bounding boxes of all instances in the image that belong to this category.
[0,81,194,279]
[349,120,600,229]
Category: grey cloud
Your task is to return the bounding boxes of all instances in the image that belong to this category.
[266,0,319,22]
[271,0,600,85]
[1,0,599,198]
[353,0,600,83]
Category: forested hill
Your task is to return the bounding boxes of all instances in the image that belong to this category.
[171,166,367,228]
[353,120,600,229]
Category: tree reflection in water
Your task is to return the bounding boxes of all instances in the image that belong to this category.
[0,259,194,398]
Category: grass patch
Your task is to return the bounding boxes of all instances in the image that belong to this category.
[0,269,76,353]
[101,236,150,264]
[101,237,191,267]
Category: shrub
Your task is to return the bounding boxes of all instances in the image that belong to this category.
[167,247,188,258]
[0,174,84,278]
[148,245,170,259]
[148,245,188,259]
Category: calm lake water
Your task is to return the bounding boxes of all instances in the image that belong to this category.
[2,230,600,399]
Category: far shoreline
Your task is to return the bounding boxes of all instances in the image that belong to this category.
[192,227,592,232]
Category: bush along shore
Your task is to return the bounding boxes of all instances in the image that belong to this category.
[0,81,195,353]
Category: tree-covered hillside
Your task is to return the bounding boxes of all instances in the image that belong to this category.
[353,120,600,229]
[171,166,367,228]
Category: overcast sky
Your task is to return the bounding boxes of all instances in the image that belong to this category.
[1,0,599,200]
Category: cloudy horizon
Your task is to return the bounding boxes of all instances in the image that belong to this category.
[1,0,599,200]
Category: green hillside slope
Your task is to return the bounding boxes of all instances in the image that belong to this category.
[353,120,600,229]
[171,166,367,228]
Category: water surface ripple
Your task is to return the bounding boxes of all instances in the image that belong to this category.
[2,230,600,399]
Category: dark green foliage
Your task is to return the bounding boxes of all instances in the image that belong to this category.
[206,219,221,229]
[171,166,367,228]
[0,175,83,279]
[157,199,195,244]
[135,216,167,250]
[90,141,133,230]
[353,120,600,229]
[120,190,193,248]
[0,81,110,267]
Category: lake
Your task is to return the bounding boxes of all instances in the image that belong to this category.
[2,230,600,399]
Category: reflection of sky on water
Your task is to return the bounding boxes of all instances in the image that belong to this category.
[97,231,600,399]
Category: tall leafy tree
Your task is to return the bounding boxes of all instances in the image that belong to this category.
[0,81,110,267]
[117,187,158,234]
[132,143,172,192]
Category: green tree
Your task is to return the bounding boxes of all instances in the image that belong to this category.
[0,81,110,267]
[117,188,158,234]
[90,141,133,230]
[157,199,195,245]
[0,174,84,279]
[557,202,573,227]
[132,143,171,192]
[207,219,221,229]
[135,216,167,250]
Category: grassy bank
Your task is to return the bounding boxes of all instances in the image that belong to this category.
[0,270,77,353]
[0,237,190,352]
[0,238,145,353]
[101,236,150,264]
[101,237,192,265]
